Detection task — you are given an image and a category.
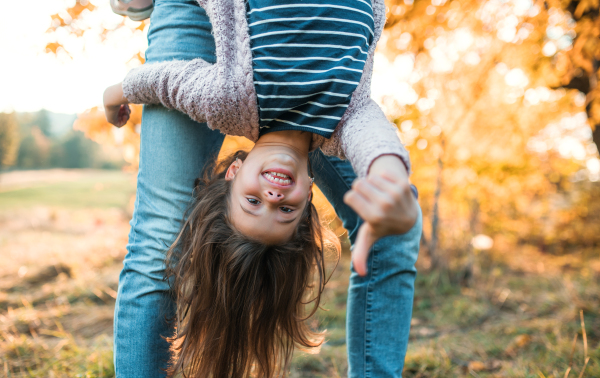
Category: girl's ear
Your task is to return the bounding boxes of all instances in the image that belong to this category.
[307,181,313,202]
[225,158,243,181]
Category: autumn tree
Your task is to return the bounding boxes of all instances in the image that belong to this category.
[0,112,20,170]
[44,0,147,169]
[46,0,600,272]
[552,0,600,148]
[377,0,600,270]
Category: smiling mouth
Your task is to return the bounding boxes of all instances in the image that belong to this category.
[262,171,293,185]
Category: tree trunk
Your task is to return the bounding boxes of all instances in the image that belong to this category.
[463,199,480,287]
[429,156,443,270]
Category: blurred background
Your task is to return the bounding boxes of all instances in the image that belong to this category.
[1,0,600,376]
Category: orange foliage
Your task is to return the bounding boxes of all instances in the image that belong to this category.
[45,42,61,55]
[74,106,141,171]
[45,0,148,65]
[57,0,600,260]
[65,1,96,19]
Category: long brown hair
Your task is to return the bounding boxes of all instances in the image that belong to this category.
[165,150,339,378]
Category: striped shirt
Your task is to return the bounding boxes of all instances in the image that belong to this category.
[247,0,374,138]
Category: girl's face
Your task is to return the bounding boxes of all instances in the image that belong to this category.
[226,142,313,245]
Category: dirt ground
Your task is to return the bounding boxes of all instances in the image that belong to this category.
[1,169,599,377]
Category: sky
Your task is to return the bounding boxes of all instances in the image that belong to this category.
[0,0,147,114]
[0,0,400,116]
[0,0,523,116]
[1,0,598,178]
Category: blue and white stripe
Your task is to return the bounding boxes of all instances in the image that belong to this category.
[247,0,374,138]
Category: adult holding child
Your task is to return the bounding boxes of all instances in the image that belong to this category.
[105,0,422,376]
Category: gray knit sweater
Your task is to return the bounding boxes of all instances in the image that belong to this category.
[122,0,411,178]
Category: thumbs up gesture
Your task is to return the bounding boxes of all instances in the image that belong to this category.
[343,155,418,276]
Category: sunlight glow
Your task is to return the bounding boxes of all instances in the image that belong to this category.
[471,234,494,250]
[0,0,147,114]
[528,112,598,181]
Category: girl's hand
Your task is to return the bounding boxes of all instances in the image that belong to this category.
[103,83,130,127]
[343,155,419,276]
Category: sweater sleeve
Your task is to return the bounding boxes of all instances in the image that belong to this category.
[121,0,260,141]
[338,99,411,179]
[122,58,215,124]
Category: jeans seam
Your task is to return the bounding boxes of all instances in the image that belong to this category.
[364,242,378,378]
[114,190,140,375]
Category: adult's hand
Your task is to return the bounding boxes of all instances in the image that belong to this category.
[343,155,419,276]
[103,82,131,127]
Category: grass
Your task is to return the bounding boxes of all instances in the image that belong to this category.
[0,169,598,377]
[0,170,136,210]
[403,256,600,378]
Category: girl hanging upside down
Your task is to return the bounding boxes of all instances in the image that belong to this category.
[104,0,422,376]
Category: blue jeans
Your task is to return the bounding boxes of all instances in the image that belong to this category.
[113,1,422,377]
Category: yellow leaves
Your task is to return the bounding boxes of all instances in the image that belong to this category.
[467,359,502,372]
[47,1,96,31]
[45,0,127,57]
[49,14,68,29]
[39,0,600,258]
[129,52,146,66]
[218,136,254,159]
[136,19,150,32]
[505,334,532,356]
[44,42,62,55]
[574,0,600,19]
[467,360,487,371]
[74,106,142,169]
[587,96,600,125]
[65,1,96,20]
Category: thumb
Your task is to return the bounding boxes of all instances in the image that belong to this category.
[352,223,378,277]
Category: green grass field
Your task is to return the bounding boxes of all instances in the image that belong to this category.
[0,169,598,377]
[0,170,136,210]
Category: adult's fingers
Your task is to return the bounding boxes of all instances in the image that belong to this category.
[351,223,377,276]
[378,167,404,182]
[352,178,386,202]
[368,174,402,198]
[344,188,379,220]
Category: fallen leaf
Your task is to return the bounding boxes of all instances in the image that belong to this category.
[466,360,503,373]
[468,361,487,371]
[505,334,532,356]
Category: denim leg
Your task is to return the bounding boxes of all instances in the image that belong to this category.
[309,150,423,378]
[145,0,216,64]
[114,107,225,377]
[113,1,222,377]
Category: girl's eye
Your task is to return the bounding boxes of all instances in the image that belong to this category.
[280,206,294,213]
[247,198,260,205]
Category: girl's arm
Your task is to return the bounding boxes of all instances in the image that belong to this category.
[105,0,259,140]
[337,98,410,178]
[319,0,418,274]
[102,59,215,127]
[332,97,418,276]
[121,58,214,123]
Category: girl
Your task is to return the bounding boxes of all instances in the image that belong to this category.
[162,149,335,377]
[105,0,422,376]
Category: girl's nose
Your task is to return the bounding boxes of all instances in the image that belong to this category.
[264,190,284,203]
